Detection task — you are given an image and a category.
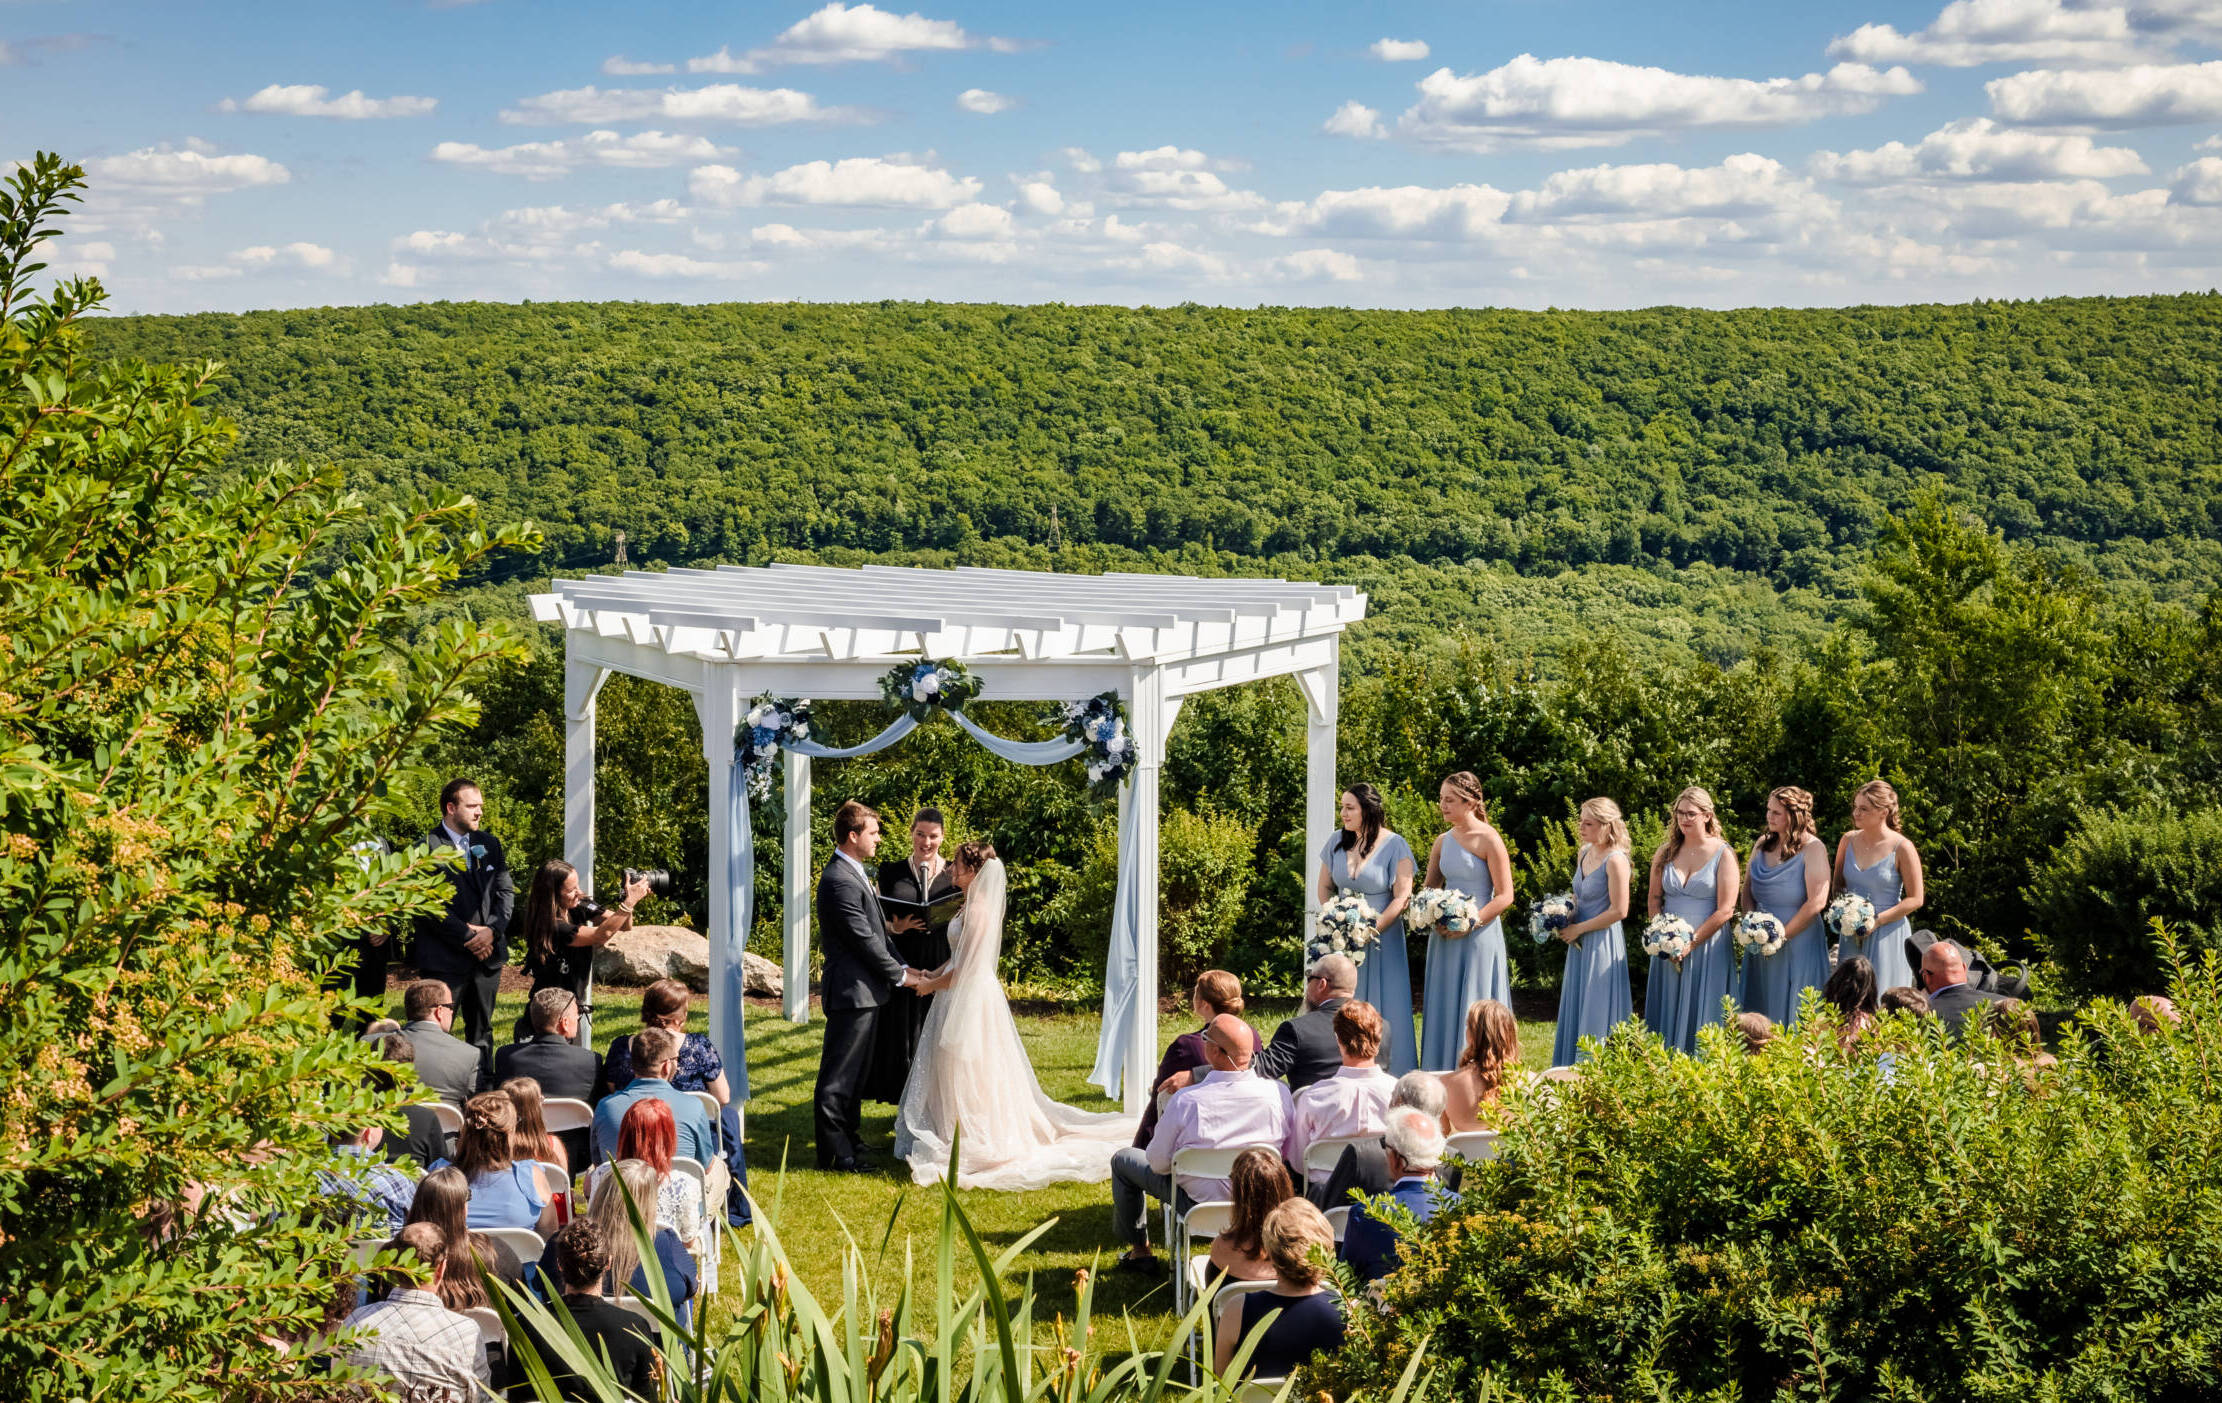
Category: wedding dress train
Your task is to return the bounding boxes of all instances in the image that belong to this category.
[892,858,1137,1189]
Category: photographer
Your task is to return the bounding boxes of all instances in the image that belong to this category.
[518,859,650,1020]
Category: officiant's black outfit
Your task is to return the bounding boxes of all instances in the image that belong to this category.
[813,852,909,1170]
[865,857,957,1103]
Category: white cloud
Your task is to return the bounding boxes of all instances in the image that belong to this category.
[691,156,982,207]
[1398,54,1922,150]
[2173,155,2222,202]
[1509,153,1822,221]
[1370,38,1430,62]
[608,249,765,278]
[1014,179,1064,215]
[431,130,728,180]
[2203,133,2222,148]
[1115,147,1214,171]
[1061,146,1102,173]
[380,262,421,288]
[1988,60,2222,126]
[89,143,291,198]
[232,241,344,270]
[1275,247,1364,281]
[747,222,901,251]
[1811,116,2149,182]
[1322,100,1388,138]
[1261,183,1513,239]
[1121,240,1231,279]
[602,55,676,76]
[934,202,1014,238]
[485,200,691,238]
[957,87,1014,114]
[218,84,437,119]
[1829,0,2154,68]
[500,83,854,125]
[685,2,1016,73]
[171,263,243,282]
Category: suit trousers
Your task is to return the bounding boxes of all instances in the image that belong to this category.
[814,1005,881,1168]
[446,966,501,1078]
[1109,1146,1195,1249]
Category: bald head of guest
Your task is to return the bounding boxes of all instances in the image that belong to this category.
[1202,1013,1256,1072]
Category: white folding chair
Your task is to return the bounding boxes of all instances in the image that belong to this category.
[686,1091,723,1150]
[1160,1143,1276,1263]
[1237,1379,1291,1403]
[480,1226,546,1262]
[348,1237,388,1268]
[542,1096,594,1137]
[1301,1134,1377,1184]
[1445,1130,1500,1163]
[421,1102,464,1137]
[1324,1205,1352,1243]
[461,1304,507,1374]
[1197,1278,1287,1381]
[667,1158,717,1298]
[1176,1201,1236,1318]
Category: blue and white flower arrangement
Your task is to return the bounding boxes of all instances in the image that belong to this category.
[1409,886,1483,938]
[880,658,981,720]
[1528,891,1576,945]
[1307,889,1380,968]
[1734,910,1788,957]
[1642,912,1697,960]
[1823,892,1876,945]
[734,693,814,799]
[1057,691,1134,799]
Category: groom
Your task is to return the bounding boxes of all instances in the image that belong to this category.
[814,800,926,1172]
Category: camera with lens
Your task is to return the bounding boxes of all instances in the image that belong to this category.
[570,867,676,923]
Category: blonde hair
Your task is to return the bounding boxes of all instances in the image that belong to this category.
[1854,779,1903,832]
[1761,786,1817,855]
[589,1158,662,1301]
[1458,999,1519,1100]
[1261,1199,1335,1287]
[1657,786,1721,867]
[1579,797,1629,854]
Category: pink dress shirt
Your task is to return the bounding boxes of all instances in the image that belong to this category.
[1145,1068,1295,1201]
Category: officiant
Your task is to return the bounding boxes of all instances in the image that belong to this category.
[867,807,959,1103]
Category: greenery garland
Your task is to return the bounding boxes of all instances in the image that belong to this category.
[735,692,814,799]
[880,658,981,720]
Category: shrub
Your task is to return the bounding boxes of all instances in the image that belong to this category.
[2028,804,2222,998]
[1053,805,1257,988]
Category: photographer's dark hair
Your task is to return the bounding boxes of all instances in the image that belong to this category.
[834,800,878,846]
[438,778,480,814]
[522,858,576,973]
[1338,782,1387,854]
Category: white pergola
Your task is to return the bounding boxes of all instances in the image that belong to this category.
[530,561,1365,1113]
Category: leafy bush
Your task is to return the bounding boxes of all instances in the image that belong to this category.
[1308,935,2222,1401]
[2029,804,2222,997]
[1053,806,1257,988]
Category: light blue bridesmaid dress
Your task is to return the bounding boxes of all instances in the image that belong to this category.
[1420,836,1513,1070]
[1841,840,1916,993]
[1643,845,1733,1055]
[1322,832,1419,1075]
[1740,843,1830,1026]
[1550,847,1633,1067]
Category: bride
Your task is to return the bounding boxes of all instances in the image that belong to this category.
[894,840,1137,1190]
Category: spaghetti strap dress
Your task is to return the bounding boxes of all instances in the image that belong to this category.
[1550,848,1633,1067]
[1420,837,1512,1070]
[1842,843,1916,993]
[1741,846,1830,1026]
[1642,846,1732,1055]
[1322,832,1419,1076]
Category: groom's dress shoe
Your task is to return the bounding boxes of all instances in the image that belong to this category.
[828,1158,870,1174]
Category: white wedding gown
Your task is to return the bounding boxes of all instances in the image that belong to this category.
[893,859,1137,1189]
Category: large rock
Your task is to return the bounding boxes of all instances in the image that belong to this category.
[594,924,783,998]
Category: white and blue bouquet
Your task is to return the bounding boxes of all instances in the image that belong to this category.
[1823,892,1876,944]
[880,658,981,720]
[1308,888,1380,968]
[1058,691,1134,800]
[1409,886,1483,938]
[1642,913,1696,959]
[1527,891,1576,945]
[1734,910,1788,958]
[734,693,813,799]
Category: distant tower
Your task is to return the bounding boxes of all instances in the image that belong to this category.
[1049,503,1061,550]
[613,530,628,566]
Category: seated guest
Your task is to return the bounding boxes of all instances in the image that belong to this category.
[1437,999,1517,1134]
[433,1093,552,1233]
[584,1098,707,1251]
[600,979,748,1227]
[1879,987,1930,1016]
[317,1121,419,1236]
[1289,1001,1395,1185]
[373,1034,452,1168]
[1206,1148,1295,1283]
[406,1167,524,1304]
[400,980,484,1110]
[342,1222,488,1403]
[1340,1107,1444,1284]
[1917,939,2006,1038]
[1110,1014,1294,1276]
[495,988,602,1120]
[540,1158,698,1331]
[1311,1071,1446,1210]
[507,1220,659,1401]
[1985,999,2058,1084]
[2133,994,2179,1035]
[362,1018,402,1041]
[1733,1012,1778,1054]
[1136,970,1248,1150]
[500,1076,569,1179]
[593,1027,718,1170]
[1822,957,1879,1046]
[1254,955,1357,1093]
[1211,1199,1345,1380]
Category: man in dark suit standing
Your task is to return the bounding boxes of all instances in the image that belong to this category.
[813,801,922,1172]
[411,778,514,1080]
[495,988,602,1169]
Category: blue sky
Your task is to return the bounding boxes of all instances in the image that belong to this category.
[8,0,2222,312]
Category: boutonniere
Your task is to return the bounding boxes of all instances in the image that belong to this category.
[469,843,487,861]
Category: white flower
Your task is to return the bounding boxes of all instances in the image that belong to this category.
[916,673,941,698]
[1086,763,1106,782]
[1105,735,1129,758]
[792,722,809,739]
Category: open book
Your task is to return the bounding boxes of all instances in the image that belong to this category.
[881,888,965,925]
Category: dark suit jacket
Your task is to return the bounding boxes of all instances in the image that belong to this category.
[1929,982,2008,1039]
[1254,996,1350,1092]
[384,1102,450,1169]
[1339,1177,1438,1283]
[495,1033,602,1106]
[817,855,906,1012]
[411,823,515,979]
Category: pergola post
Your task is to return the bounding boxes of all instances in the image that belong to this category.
[697,674,739,1081]
[1298,641,1341,944]
[1123,665,1179,1116]
[563,654,607,1047]
[781,750,812,1023]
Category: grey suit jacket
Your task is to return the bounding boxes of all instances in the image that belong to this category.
[402,1018,482,1108]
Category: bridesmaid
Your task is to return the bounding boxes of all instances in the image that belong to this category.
[1550,798,1634,1068]
[1317,783,1418,1075]
[1420,772,1515,1071]
[1834,780,1925,994]
[1642,787,1740,1055]
[1739,786,1831,1026]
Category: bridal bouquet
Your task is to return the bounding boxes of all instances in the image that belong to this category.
[1528,892,1576,945]
[881,658,981,720]
[1309,889,1380,968]
[1734,910,1788,958]
[1408,886,1482,938]
[1642,913,1697,960]
[734,693,813,799]
[1057,691,1134,799]
[1824,893,1877,944]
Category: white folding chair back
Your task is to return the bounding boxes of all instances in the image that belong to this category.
[1179,1201,1235,1302]
[686,1091,722,1148]
[481,1226,546,1262]
[1237,1379,1291,1403]
[541,1097,594,1135]
[1188,1275,1284,1383]
[664,1157,717,1296]
[422,1102,464,1136]
[1162,1142,1278,1317]
[349,1237,388,1268]
[1324,1205,1352,1242]
[1445,1130,1500,1163]
[1302,1134,1376,1178]
[611,1294,661,1332]
[462,1305,506,1348]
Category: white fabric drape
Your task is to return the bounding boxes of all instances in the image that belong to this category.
[949,710,1088,765]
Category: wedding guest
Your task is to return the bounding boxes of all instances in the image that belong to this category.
[1643,787,1740,1056]
[1251,955,1356,1093]
[537,1158,696,1331]
[1289,1001,1397,1185]
[1438,998,1518,1134]
[1339,1107,1443,1284]
[1420,772,1515,1070]
[1918,939,2006,1038]
[317,1122,420,1235]
[1835,780,1926,995]
[1551,798,1634,1067]
[871,807,959,1103]
[594,1027,717,1168]
[1985,999,2058,1085]
[1206,1148,1296,1283]
[343,1223,488,1403]
[496,990,600,1170]
[1879,987,1930,1016]
[600,982,747,1224]
[1318,784,1418,1074]
[1211,1199,1345,1379]
[373,1034,451,1168]
[1136,970,1249,1148]
[412,779,513,1081]
[507,1221,658,1401]
[400,980,481,1111]
[434,1093,552,1233]
[1111,1014,1293,1277]
[1739,786,1832,1026]
[2133,995,2180,1034]
[1822,956,1880,1045]
[517,859,646,1024]
[500,1076,569,1180]
[1310,1071,1445,1211]
[404,1167,525,1305]
[584,1097,706,1252]
[1732,1012,1778,1054]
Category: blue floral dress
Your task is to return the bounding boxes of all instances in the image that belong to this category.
[1420,835,1512,1070]
[1322,832,1418,1075]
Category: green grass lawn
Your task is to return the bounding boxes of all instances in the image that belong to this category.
[395,985,1553,1340]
